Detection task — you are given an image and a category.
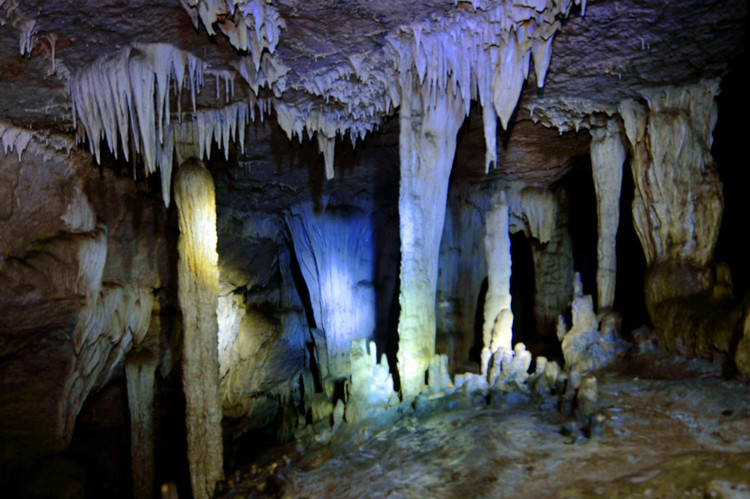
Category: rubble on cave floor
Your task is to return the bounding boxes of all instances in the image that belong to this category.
[216,349,750,499]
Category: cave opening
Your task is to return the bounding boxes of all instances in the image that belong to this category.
[614,156,650,335]
[384,271,403,393]
[714,47,750,297]
[284,240,317,331]
[565,154,598,305]
[469,276,489,369]
[509,231,545,357]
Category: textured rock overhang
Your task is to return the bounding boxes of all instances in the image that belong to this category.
[0,0,745,187]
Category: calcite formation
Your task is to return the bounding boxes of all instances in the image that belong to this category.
[174,158,224,499]
[590,119,625,312]
[125,348,158,499]
[559,274,626,372]
[620,80,724,310]
[0,0,748,496]
[482,190,513,374]
[286,200,377,381]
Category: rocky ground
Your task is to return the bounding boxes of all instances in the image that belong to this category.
[215,348,750,499]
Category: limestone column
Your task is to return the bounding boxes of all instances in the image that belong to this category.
[174,158,223,499]
[619,80,723,313]
[397,74,466,398]
[125,348,158,499]
[590,120,625,312]
[481,190,513,375]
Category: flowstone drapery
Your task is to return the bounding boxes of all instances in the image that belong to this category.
[619,80,723,310]
[286,201,376,381]
[618,80,748,376]
[174,158,223,499]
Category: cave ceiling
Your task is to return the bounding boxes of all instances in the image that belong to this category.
[0,0,746,194]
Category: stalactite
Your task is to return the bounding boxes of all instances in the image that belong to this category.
[481,190,513,376]
[69,43,254,207]
[590,120,625,312]
[520,186,558,245]
[396,73,466,398]
[125,348,158,499]
[174,158,223,499]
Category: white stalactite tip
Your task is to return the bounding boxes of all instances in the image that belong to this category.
[317,134,335,180]
[70,43,260,207]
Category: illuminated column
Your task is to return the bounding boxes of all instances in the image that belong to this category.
[481,190,512,375]
[174,158,223,499]
[397,74,465,398]
[286,201,376,380]
[590,120,625,312]
[125,348,158,499]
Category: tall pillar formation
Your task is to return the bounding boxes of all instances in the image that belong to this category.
[590,120,626,313]
[174,158,224,499]
[481,190,513,375]
[396,74,466,398]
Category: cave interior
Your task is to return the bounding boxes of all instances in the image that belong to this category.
[1,0,749,497]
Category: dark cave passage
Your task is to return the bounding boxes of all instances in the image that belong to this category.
[509,232,541,355]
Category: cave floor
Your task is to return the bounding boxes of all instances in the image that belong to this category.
[217,351,750,499]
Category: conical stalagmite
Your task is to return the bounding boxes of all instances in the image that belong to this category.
[174,158,223,499]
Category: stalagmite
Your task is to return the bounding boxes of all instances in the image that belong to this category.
[482,190,513,376]
[396,72,466,398]
[174,158,223,499]
[590,120,625,311]
[346,339,398,425]
[125,348,158,499]
[559,274,625,372]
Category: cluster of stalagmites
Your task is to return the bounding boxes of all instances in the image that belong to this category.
[558,273,628,373]
[290,310,608,450]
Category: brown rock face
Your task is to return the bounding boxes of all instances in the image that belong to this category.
[0,138,168,471]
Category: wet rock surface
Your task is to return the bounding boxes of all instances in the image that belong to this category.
[217,349,750,498]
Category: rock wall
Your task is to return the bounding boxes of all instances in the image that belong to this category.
[0,131,168,476]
